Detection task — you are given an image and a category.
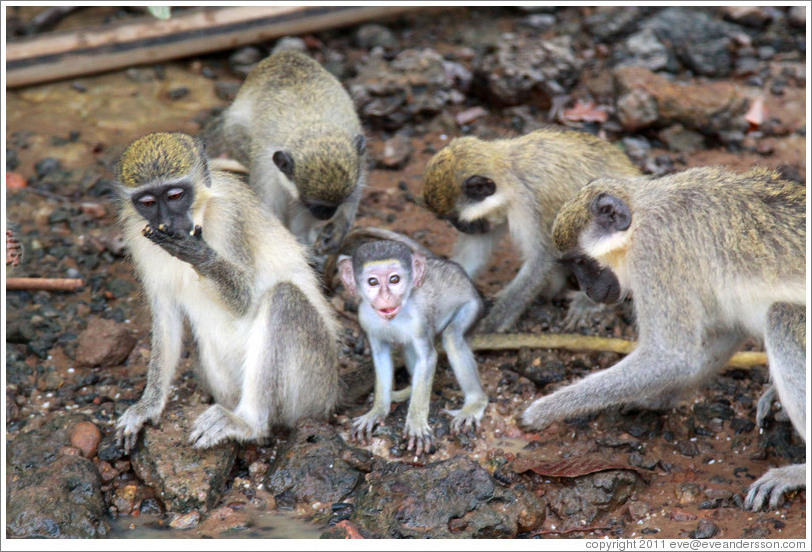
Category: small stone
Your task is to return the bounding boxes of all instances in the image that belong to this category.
[690,519,719,539]
[675,482,702,504]
[627,500,651,520]
[75,317,136,368]
[6,171,27,189]
[167,87,190,100]
[355,24,397,50]
[69,421,102,459]
[112,483,139,514]
[669,507,697,522]
[169,510,201,530]
[271,36,307,55]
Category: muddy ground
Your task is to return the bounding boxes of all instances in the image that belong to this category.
[4,5,807,540]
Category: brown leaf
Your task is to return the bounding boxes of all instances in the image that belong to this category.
[511,456,636,478]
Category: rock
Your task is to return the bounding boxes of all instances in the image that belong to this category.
[69,420,102,458]
[354,24,398,50]
[169,510,201,530]
[585,7,649,41]
[720,6,774,28]
[348,455,545,538]
[271,36,307,55]
[7,412,92,473]
[620,28,675,72]
[321,519,373,539]
[675,482,702,504]
[643,7,741,77]
[6,455,109,538]
[627,500,651,521]
[473,34,581,107]
[614,66,749,138]
[130,403,237,512]
[369,134,413,169]
[517,14,556,32]
[75,317,136,367]
[198,505,250,536]
[544,470,640,525]
[351,48,455,129]
[265,419,372,509]
[112,483,139,513]
[788,6,805,28]
[620,136,651,166]
[658,124,705,153]
[691,518,719,539]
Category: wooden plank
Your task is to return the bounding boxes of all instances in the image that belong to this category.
[6,6,423,88]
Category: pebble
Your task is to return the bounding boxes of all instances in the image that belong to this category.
[169,510,201,530]
[70,421,102,458]
[690,519,719,539]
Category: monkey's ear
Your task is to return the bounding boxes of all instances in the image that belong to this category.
[462,175,496,200]
[591,193,631,232]
[353,134,366,156]
[411,252,427,288]
[273,151,296,180]
[338,256,358,297]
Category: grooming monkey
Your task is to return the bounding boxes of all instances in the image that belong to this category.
[521,166,806,511]
[114,132,339,450]
[421,126,641,333]
[338,229,487,455]
[218,50,366,254]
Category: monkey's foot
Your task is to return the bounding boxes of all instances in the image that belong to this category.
[744,464,806,511]
[445,396,488,436]
[475,311,513,334]
[116,401,164,453]
[521,396,557,431]
[403,418,434,456]
[351,409,387,445]
[188,404,253,448]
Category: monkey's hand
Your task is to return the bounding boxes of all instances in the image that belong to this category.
[143,224,212,267]
[754,385,791,428]
[313,222,340,256]
[744,464,806,511]
[116,400,164,453]
[189,404,253,448]
[561,291,610,330]
[445,394,488,436]
[403,415,434,456]
[351,408,387,445]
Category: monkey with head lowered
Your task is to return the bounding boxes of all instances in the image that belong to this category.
[338,228,488,455]
[217,50,366,255]
[521,166,806,511]
[421,126,641,333]
[114,132,339,450]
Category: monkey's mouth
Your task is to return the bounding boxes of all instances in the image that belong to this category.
[377,306,401,320]
[447,215,490,235]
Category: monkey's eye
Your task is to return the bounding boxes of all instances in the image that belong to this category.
[367,277,379,287]
[389,275,400,284]
[138,194,157,207]
[166,188,185,201]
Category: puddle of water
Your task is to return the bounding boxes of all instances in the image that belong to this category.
[109,510,326,539]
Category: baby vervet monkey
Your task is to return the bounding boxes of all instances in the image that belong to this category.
[114,132,339,450]
[421,126,641,333]
[219,50,366,255]
[522,166,806,511]
[338,231,487,455]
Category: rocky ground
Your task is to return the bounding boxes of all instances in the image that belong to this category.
[4,5,807,540]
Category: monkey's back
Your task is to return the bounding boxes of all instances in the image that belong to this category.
[417,257,483,334]
[226,51,361,151]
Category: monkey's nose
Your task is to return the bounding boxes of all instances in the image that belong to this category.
[306,201,339,221]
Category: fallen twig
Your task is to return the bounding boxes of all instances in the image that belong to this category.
[7,277,85,292]
[470,332,767,369]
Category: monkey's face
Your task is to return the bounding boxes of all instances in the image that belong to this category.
[359,260,411,321]
[131,183,195,236]
[560,252,621,304]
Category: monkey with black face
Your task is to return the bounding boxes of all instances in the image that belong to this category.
[521,166,806,511]
[338,234,487,455]
[219,50,366,255]
[421,126,641,333]
[114,132,339,450]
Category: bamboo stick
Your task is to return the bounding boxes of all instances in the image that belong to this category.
[6,277,85,292]
[470,332,768,368]
[7,6,423,88]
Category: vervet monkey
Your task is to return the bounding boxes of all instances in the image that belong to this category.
[521,166,806,511]
[114,132,339,450]
[420,127,640,333]
[219,50,366,255]
[338,231,487,455]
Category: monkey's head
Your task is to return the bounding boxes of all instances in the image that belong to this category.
[116,132,210,236]
[421,137,508,235]
[338,240,426,322]
[553,180,633,304]
[273,132,366,221]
